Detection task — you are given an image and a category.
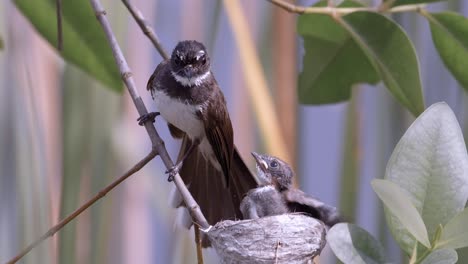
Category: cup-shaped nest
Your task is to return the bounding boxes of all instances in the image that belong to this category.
[206,214,326,264]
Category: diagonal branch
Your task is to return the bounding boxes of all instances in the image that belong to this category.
[6,151,157,264]
[90,0,209,229]
[6,1,210,263]
[121,2,206,262]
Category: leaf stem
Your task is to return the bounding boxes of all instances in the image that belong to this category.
[414,248,432,264]
[267,0,425,15]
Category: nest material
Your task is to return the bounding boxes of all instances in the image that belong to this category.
[206,214,327,264]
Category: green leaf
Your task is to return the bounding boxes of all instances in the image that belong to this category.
[372,179,431,248]
[438,208,468,249]
[391,0,446,6]
[338,11,425,116]
[327,223,387,264]
[297,1,379,104]
[425,12,468,90]
[0,36,3,50]
[14,0,122,92]
[384,102,468,254]
[420,249,458,264]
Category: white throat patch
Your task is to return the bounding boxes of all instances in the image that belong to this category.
[171,71,210,87]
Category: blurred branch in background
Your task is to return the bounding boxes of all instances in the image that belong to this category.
[272,3,297,173]
[339,88,360,223]
[56,0,63,50]
[224,0,290,164]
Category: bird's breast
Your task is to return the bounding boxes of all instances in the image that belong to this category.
[153,90,205,140]
[153,89,221,173]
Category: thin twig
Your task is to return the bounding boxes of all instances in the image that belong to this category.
[121,0,169,60]
[6,151,157,264]
[274,241,281,264]
[267,0,425,15]
[194,226,204,264]
[56,0,63,50]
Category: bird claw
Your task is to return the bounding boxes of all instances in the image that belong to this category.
[137,112,160,126]
[165,164,181,182]
[200,225,213,233]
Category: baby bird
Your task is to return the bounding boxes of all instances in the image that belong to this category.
[240,152,341,227]
[239,153,290,219]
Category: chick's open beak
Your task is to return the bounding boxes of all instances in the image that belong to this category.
[251,152,268,172]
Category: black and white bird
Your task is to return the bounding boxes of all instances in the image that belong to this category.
[241,152,341,227]
[139,40,258,229]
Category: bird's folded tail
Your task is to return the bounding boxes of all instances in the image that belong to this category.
[170,136,258,247]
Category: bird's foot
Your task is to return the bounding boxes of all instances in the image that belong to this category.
[200,225,213,233]
[137,112,160,126]
[165,163,182,182]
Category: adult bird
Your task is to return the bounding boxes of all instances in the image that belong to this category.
[139,40,258,230]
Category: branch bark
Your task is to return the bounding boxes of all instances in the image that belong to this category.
[6,1,210,263]
[89,0,209,229]
[267,0,425,15]
[6,151,157,264]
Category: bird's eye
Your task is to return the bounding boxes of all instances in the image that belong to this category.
[196,54,206,65]
[175,56,182,66]
[270,161,278,168]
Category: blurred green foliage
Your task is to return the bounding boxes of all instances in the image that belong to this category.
[13,0,122,92]
[427,12,468,90]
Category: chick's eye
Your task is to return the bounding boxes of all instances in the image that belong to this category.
[270,161,278,168]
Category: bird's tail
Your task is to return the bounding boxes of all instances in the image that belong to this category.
[170,136,258,247]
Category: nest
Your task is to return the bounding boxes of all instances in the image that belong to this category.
[206,214,327,264]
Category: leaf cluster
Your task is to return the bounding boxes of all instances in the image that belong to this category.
[298,0,468,116]
[327,103,468,263]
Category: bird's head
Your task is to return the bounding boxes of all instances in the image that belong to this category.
[170,40,210,87]
[251,152,293,191]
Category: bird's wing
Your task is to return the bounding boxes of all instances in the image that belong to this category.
[146,60,169,95]
[283,188,341,227]
[200,90,233,186]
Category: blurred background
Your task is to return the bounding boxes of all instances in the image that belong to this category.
[1,0,468,263]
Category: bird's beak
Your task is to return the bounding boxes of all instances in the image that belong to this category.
[251,152,268,172]
[183,65,194,78]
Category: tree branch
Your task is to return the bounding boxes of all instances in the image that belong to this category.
[267,0,425,15]
[90,0,209,229]
[6,151,157,264]
[121,0,169,60]
[7,1,210,263]
[121,2,206,262]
